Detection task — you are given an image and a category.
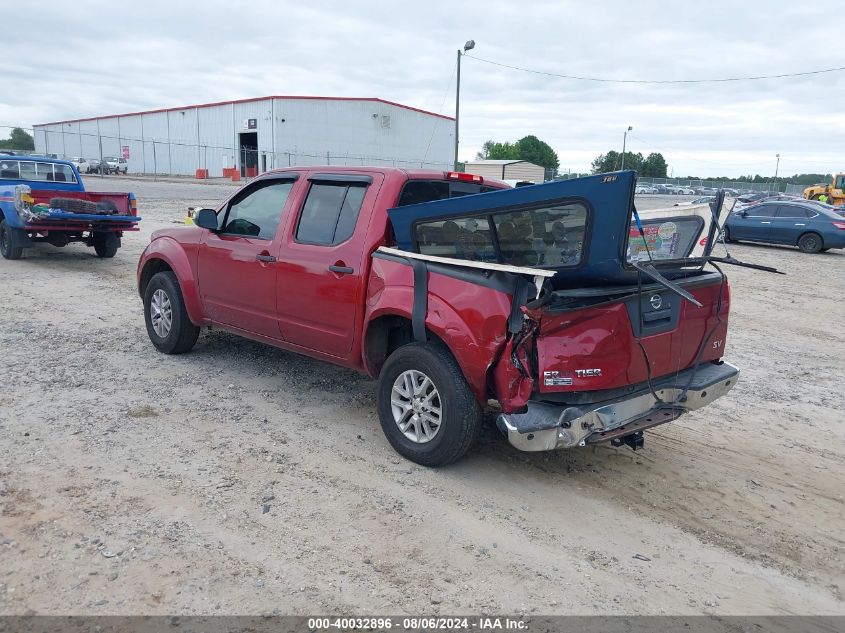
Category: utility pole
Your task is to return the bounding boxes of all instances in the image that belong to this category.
[620,125,633,170]
[454,39,475,170]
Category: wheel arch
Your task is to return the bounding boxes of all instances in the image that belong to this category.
[138,239,205,326]
[363,312,487,403]
[797,230,824,250]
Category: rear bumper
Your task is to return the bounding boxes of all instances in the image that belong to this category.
[496,361,739,451]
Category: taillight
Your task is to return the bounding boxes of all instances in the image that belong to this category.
[446,171,484,183]
[833,221,845,229]
[130,197,138,216]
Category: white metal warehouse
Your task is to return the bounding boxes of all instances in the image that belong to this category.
[32,96,455,178]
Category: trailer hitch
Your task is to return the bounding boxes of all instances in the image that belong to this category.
[611,431,644,451]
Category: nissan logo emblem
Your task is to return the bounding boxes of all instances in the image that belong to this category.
[650,294,662,310]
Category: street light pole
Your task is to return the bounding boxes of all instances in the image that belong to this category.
[620,125,633,170]
[454,39,475,170]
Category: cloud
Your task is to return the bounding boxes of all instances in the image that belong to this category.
[3,0,842,177]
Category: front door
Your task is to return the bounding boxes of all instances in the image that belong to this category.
[197,177,298,339]
[275,173,382,359]
[736,204,778,241]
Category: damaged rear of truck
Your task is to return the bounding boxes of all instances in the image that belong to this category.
[371,170,738,465]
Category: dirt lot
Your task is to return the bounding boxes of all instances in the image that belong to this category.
[0,178,842,616]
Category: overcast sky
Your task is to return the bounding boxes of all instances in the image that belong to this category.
[4,1,842,177]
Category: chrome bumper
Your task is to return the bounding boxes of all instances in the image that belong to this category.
[496,361,739,451]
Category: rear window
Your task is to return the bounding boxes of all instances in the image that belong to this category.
[627,216,705,263]
[415,202,589,268]
[398,180,501,206]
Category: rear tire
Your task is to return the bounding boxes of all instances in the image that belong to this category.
[721,227,733,244]
[0,219,24,260]
[798,232,823,254]
[143,271,200,354]
[377,342,481,467]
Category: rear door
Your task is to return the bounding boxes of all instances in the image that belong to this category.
[773,204,815,244]
[197,175,299,339]
[275,172,383,358]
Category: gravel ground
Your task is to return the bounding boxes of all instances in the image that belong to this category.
[0,177,842,616]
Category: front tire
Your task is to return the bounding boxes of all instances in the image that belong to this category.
[721,226,733,244]
[377,343,481,467]
[0,219,24,260]
[798,232,823,254]
[143,271,200,354]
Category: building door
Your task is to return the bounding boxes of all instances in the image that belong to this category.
[239,132,258,178]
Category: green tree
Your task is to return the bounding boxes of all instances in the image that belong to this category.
[641,152,668,178]
[515,135,559,171]
[0,127,35,150]
[476,140,520,161]
[476,135,560,174]
[591,150,643,173]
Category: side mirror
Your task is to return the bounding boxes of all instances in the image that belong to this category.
[195,208,219,231]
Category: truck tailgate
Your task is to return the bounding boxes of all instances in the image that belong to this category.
[535,273,730,394]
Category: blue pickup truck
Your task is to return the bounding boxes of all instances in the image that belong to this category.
[0,155,139,259]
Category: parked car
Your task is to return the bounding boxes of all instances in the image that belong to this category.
[0,156,138,259]
[68,157,90,174]
[103,157,128,175]
[723,200,845,253]
[635,184,657,194]
[137,167,738,466]
[675,186,696,195]
[86,158,102,174]
[675,196,715,207]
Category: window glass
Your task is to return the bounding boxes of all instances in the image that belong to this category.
[417,217,497,262]
[18,161,36,180]
[53,164,76,183]
[745,204,777,217]
[0,161,20,179]
[777,205,811,219]
[397,180,499,206]
[222,180,293,239]
[296,183,367,245]
[414,202,589,267]
[627,216,704,262]
[494,203,588,267]
[835,175,845,190]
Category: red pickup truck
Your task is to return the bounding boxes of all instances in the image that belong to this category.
[137,167,739,466]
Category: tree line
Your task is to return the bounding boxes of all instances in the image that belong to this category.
[0,127,35,151]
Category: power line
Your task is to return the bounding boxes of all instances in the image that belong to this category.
[464,55,845,84]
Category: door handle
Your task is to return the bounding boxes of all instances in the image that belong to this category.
[329,264,354,275]
[255,253,277,263]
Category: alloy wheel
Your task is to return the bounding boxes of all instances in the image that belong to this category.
[391,369,442,443]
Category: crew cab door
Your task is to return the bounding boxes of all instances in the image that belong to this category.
[196,175,299,339]
[275,172,382,359]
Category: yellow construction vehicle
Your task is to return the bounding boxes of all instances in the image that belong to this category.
[803,174,845,204]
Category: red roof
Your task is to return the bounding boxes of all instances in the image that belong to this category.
[36,96,455,126]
